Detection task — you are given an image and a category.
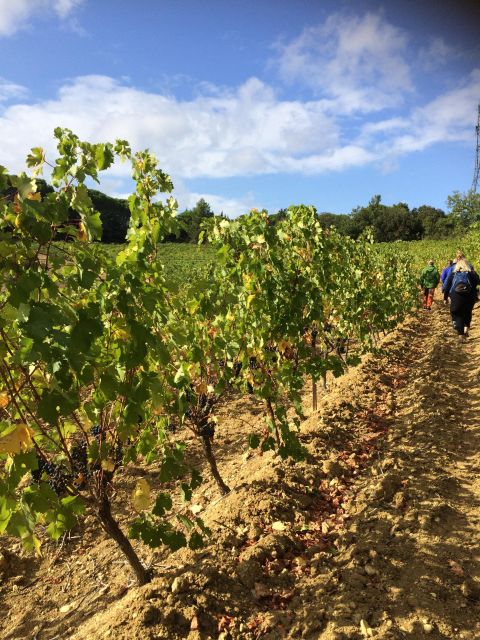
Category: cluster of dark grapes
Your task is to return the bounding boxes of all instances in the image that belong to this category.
[264,344,278,353]
[46,463,69,495]
[71,441,88,489]
[183,388,218,439]
[31,456,70,496]
[199,422,215,439]
[90,424,102,439]
[114,441,123,466]
[263,344,278,364]
[228,359,255,393]
[71,442,88,472]
[30,425,123,495]
[31,455,47,483]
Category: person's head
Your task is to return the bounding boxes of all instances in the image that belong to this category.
[428,260,434,266]
[456,250,465,261]
[454,259,471,273]
[448,259,453,266]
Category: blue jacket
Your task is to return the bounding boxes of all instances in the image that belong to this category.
[444,268,479,299]
[441,264,453,285]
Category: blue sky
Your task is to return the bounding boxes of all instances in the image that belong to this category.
[0,0,479,217]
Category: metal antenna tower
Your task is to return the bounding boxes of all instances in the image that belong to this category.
[473,103,480,192]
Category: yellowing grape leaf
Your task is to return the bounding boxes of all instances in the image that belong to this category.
[0,392,9,408]
[131,478,151,512]
[196,381,208,395]
[278,340,290,354]
[101,459,115,472]
[0,423,34,454]
[78,222,88,243]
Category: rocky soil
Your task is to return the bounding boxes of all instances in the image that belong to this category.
[1,298,479,639]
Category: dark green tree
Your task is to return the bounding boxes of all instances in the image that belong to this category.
[88,189,130,243]
[412,205,449,238]
[165,198,215,243]
[317,212,351,235]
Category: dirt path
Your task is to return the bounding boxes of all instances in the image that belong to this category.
[1,299,479,639]
[309,300,480,639]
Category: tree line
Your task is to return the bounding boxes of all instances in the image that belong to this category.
[273,191,480,242]
[2,177,479,244]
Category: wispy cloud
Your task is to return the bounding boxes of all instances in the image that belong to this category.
[0,78,28,102]
[274,12,413,114]
[0,0,85,37]
[418,36,459,71]
[179,187,257,218]
[367,69,480,157]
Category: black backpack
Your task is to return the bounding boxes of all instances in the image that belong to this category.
[452,271,472,294]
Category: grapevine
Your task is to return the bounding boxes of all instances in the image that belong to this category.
[0,131,207,585]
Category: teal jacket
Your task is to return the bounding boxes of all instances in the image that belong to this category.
[419,265,440,289]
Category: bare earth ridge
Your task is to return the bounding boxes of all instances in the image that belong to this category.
[1,298,479,639]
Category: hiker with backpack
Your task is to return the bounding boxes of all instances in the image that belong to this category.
[443,258,480,342]
[441,259,454,305]
[419,260,440,311]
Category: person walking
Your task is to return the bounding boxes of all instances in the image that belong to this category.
[443,258,479,342]
[419,260,440,311]
[441,259,454,305]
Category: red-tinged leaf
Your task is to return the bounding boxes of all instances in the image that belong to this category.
[218,615,234,631]
[448,560,465,577]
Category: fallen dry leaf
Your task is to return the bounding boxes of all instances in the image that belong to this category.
[190,615,199,631]
[59,600,76,614]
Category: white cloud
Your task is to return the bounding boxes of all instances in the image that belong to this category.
[418,37,458,71]
[0,65,478,216]
[178,187,256,219]
[0,75,341,179]
[274,12,413,113]
[52,0,83,19]
[0,77,27,102]
[381,69,480,155]
[0,0,84,36]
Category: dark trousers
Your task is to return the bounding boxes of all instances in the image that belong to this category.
[450,292,475,335]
